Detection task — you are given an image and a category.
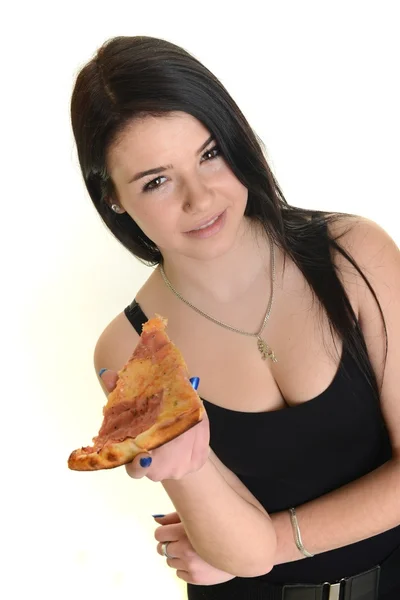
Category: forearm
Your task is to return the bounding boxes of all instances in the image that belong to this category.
[162,458,277,577]
[272,458,400,564]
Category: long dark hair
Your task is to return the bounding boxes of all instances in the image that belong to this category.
[70,35,386,397]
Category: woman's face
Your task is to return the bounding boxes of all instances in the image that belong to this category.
[107,111,248,262]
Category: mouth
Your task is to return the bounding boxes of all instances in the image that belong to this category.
[190,214,221,231]
[185,210,226,238]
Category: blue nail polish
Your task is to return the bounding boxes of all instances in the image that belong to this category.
[140,456,152,468]
[152,514,165,518]
[98,368,107,377]
[190,377,200,390]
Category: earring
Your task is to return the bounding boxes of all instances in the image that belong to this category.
[111,203,122,214]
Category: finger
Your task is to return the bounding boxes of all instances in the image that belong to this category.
[176,570,191,583]
[166,557,187,570]
[156,540,182,558]
[189,377,200,390]
[152,512,181,525]
[125,452,153,479]
[98,369,119,392]
[155,523,185,543]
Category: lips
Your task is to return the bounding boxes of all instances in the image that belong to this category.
[186,212,224,233]
[184,210,227,239]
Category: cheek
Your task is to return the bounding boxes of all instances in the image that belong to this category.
[121,204,155,241]
[225,177,248,206]
[216,164,247,200]
[126,202,178,242]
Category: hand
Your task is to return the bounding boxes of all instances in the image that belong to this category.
[99,369,210,481]
[154,513,236,585]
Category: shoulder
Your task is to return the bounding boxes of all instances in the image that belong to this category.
[328,214,398,262]
[328,215,400,337]
[314,214,399,354]
[93,272,159,377]
[93,309,140,376]
[327,215,399,302]
[328,212,399,302]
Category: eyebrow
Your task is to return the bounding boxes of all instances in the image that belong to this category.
[128,134,215,183]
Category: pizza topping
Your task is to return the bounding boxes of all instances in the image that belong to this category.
[82,391,164,453]
[132,329,169,361]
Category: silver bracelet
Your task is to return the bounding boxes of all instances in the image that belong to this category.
[288,507,314,558]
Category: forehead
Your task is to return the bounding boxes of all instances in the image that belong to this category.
[107,112,210,176]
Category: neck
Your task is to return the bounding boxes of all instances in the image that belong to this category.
[159,218,273,305]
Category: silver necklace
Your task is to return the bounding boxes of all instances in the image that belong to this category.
[159,239,277,363]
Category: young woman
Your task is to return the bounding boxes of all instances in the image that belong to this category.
[70,36,400,599]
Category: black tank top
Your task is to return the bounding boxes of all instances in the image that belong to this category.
[124,300,400,598]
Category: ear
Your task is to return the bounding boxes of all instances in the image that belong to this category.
[105,196,126,214]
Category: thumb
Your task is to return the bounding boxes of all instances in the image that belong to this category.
[98,368,119,393]
[152,512,181,525]
[125,451,153,479]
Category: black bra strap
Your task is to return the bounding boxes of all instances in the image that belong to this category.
[124,300,149,336]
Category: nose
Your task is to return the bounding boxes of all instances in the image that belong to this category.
[182,177,214,214]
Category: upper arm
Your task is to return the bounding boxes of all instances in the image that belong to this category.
[337,217,400,457]
[93,311,141,394]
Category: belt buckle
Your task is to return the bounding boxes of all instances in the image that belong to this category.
[323,580,343,600]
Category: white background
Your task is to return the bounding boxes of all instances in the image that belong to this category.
[2,1,399,599]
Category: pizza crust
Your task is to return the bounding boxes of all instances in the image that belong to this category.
[67,438,144,471]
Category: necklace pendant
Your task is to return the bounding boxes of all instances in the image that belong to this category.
[257,337,278,363]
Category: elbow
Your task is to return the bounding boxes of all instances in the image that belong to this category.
[197,543,275,579]
[192,517,277,578]
[231,533,277,578]
[236,551,275,578]
[205,556,274,579]
[237,562,274,578]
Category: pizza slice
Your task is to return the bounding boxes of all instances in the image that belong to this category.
[68,314,205,471]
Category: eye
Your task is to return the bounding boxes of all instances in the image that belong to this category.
[201,145,221,162]
[143,176,167,193]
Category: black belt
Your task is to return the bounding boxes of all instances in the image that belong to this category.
[281,565,380,600]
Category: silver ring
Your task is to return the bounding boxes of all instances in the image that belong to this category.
[161,541,173,559]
